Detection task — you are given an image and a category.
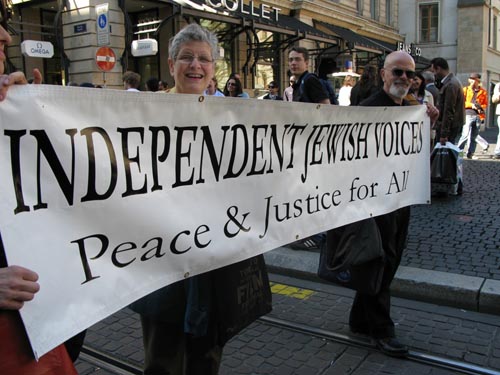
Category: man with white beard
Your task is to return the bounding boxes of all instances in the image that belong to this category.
[344,51,438,357]
[365,50,415,105]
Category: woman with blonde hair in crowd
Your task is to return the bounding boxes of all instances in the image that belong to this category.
[338,75,355,106]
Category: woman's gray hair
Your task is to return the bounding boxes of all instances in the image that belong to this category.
[169,23,219,61]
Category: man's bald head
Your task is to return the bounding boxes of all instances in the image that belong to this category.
[383,50,415,70]
[381,51,416,104]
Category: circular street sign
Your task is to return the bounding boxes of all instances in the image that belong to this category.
[98,14,107,30]
[96,47,116,72]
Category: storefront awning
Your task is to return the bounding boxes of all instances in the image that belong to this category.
[362,36,394,53]
[315,20,393,54]
[166,0,339,44]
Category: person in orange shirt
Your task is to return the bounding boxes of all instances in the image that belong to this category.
[457,73,490,158]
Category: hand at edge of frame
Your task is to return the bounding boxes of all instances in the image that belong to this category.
[0,68,42,102]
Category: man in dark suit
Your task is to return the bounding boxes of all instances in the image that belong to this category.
[430,58,465,145]
[348,51,438,358]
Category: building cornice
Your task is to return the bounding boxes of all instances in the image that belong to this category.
[457,0,487,8]
[289,0,401,43]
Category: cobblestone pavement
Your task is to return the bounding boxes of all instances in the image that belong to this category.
[402,127,500,280]
[76,274,500,375]
[75,127,500,374]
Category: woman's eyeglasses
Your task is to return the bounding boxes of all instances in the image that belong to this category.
[176,54,213,66]
[227,82,237,86]
[391,69,416,79]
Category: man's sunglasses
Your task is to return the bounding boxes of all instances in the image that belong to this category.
[268,85,275,89]
[391,69,416,79]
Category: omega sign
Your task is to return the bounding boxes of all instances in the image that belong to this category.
[21,40,54,58]
[131,39,158,57]
[205,0,281,21]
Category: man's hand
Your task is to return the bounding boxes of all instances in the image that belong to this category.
[425,102,439,124]
[0,266,40,310]
[0,68,42,102]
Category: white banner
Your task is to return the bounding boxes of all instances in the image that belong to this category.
[0,85,430,358]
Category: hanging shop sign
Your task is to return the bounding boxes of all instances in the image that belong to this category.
[21,40,54,58]
[131,39,158,57]
[397,42,421,57]
[205,0,281,21]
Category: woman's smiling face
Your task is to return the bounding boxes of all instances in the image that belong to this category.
[168,41,214,95]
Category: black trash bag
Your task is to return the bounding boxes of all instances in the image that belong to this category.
[431,146,458,185]
[318,218,385,296]
[213,255,272,345]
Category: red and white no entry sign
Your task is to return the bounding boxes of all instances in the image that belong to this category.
[96,47,116,71]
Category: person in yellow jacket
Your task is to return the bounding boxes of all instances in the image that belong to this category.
[492,82,500,159]
[457,73,490,158]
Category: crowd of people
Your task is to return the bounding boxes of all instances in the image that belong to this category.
[2,1,500,372]
[86,43,500,166]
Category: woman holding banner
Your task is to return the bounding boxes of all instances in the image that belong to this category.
[129,23,271,375]
[0,1,78,374]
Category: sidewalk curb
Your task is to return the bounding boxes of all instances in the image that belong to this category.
[264,247,500,315]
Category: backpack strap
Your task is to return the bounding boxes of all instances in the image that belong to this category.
[321,78,337,104]
[298,72,314,102]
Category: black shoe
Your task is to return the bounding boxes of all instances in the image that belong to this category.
[375,337,409,358]
[288,234,324,250]
[432,191,449,198]
[493,155,500,160]
[349,325,370,335]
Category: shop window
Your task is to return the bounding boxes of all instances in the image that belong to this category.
[200,20,232,92]
[370,0,379,20]
[357,0,363,15]
[419,3,439,43]
[255,30,277,95]
[493,15,498,50]
[127,9,160,89]
[386,0,392,26]
[41,10,61,85]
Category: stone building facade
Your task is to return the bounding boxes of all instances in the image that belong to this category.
[6,0,405,93]
[399,0,500,125]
